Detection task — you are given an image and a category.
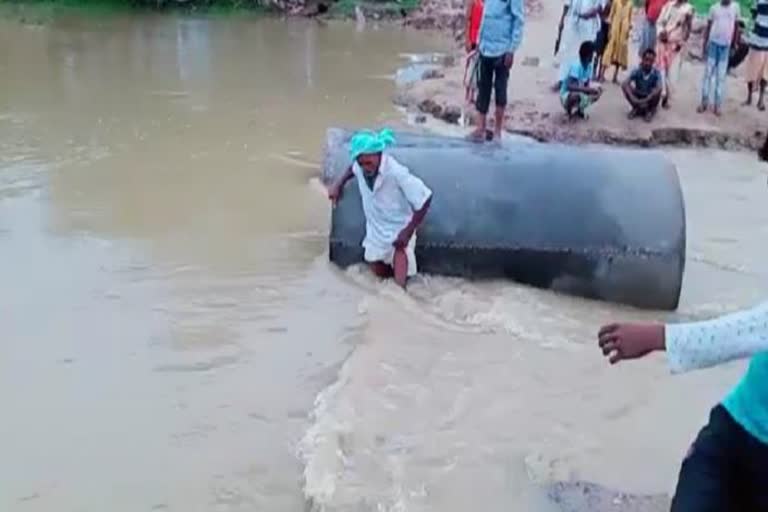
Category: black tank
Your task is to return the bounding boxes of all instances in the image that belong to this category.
[322,129,686,310]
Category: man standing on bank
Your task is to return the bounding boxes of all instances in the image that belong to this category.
[467,0,525,143]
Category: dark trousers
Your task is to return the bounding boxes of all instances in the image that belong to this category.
[475,54,509,115]
[672,405,768,511]
[632,91,661,114]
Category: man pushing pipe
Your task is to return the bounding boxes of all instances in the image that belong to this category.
[326,129,432,289]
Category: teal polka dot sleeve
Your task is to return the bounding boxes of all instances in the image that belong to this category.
[666,302,768,374]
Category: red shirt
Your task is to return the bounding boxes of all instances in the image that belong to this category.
[468,0,484,46]
[646,0,668,22]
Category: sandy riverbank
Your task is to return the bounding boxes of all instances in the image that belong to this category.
[401,0,766,149]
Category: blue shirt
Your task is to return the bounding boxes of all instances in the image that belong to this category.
[478,0,525,58]
[628,67,661,98]
[666,302,768,444]
[560,60,594,100]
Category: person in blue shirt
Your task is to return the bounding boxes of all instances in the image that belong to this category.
[560,41,603,119]
[467,0,525,143]
[621,48,663,121]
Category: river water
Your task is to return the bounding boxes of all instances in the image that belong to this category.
[1,13,767,512]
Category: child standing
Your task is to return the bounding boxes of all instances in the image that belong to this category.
[699,0,741,116]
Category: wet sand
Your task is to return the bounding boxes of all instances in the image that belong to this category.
[401,0,767,149]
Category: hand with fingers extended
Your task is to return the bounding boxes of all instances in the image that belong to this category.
[597,323,666,364]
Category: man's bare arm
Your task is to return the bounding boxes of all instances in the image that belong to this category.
[327,165,354,204]
[393,195,432,248]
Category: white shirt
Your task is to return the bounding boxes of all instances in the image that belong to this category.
[352,154,432,259]
[666,302,768,374]
[708,2,740,46]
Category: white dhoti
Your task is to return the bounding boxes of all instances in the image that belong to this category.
[557,22,599,81]
[363,235,418,277]
[556,0,603,81]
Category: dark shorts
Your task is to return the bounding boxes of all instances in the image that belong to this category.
[475,54,509,115]
[671,405,768,511]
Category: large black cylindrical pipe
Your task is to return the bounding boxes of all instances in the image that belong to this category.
[323,129,686,310]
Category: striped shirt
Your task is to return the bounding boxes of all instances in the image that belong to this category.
[751,0,768,50]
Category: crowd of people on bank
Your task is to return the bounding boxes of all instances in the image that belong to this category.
[463,0,767,137]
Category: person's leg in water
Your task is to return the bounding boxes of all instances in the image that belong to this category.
[369,261,393,279]
[392,248,408,288]
[492,56,510,141]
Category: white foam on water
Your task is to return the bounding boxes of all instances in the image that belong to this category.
[298,147,768,512]
[296,270,738,512]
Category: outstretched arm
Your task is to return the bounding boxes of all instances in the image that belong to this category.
[598,302,768,373]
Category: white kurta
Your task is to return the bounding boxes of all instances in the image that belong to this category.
[557,0,604,81]
[352,154,432,276]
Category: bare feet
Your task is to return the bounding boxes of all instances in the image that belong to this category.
[744,98,753,106]
[466,129,485,143]
[697,103,708,114]
[759,101,766,111]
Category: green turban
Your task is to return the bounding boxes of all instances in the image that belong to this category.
[349,128,396,161]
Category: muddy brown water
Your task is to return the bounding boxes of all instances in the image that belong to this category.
[1,13,767,512]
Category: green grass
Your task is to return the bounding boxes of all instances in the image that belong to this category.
[687,0,751,15]
[0,0,269,22]
[636,0,751,15]
[329,0,420,18]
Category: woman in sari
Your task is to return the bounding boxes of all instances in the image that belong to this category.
[656,0,694,108]
[599,0,633,83]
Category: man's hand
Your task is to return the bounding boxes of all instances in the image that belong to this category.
[597,323,666,364]
[392,227,413,249]
[503,52,515,69]
[327,183,343,206]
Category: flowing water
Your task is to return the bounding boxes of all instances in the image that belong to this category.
[1,13,767,512]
